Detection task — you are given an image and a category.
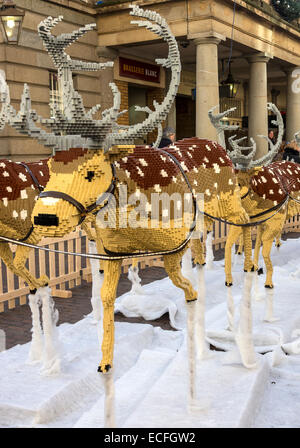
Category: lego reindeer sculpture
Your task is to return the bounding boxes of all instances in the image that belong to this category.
[4,5,253,377]
[210,103,300,290]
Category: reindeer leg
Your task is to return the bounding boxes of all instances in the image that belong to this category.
[0,244,45,361]
[253,225,263,271]
[98,259,122,373]
[190,238,206,266]
[261,238,274,289]
[225,226,242,286]
[13,245,49,292]
[275,233,282,249]
[0,242,17,278]
[242,226,254,273]
[163,249,197,302]
[237,234,243,255]
[252,226,265,301]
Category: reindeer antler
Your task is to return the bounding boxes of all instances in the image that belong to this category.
[2,7,180,152]
[250,103,284,167]
[37,16,120,144]
[104,4,181,150]
[227,103,284,170]
[228,135,257,170]
[208,105,239,148]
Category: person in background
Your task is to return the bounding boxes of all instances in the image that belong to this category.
[158,126,176,148]
[268,130,276,146]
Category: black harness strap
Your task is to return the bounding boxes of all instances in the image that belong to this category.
[241,189,250,200]
[103,147,198,258]
[38,164,116,225]
[249,197,288,219]
[19,225,34,242]
[19,162,44,192]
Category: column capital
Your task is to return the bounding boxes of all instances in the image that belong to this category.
[192,31,226,46]
[246,52,272,64]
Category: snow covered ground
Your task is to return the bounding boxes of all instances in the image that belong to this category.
[0,238,300,428]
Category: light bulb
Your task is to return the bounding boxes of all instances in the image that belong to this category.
[7,19,15,29]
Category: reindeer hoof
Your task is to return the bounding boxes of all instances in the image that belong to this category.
[265,284,274,289]
[257,267,264,275]
[29,288,37,295]
[225,282,233,287]
[98,364,111,373]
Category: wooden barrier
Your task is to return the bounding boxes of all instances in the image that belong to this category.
[0,216,299,312]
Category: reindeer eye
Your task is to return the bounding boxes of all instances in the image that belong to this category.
[85,171,95,182]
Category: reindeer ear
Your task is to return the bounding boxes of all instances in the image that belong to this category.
[105,144,135,163]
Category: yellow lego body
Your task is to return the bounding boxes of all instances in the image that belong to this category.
[32,140,253,372]
[225,162,300,288]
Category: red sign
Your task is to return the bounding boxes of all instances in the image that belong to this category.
[119,57,160,84]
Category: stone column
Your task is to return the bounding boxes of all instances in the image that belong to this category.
[194,33,225,141]
[285,67,300,142]
[247,53,270,160]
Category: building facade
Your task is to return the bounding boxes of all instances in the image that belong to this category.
[1,0,300,160]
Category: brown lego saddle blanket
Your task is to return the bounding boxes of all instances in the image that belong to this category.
[115,137,233,190]
[250,160,300,203]
[0,158,49,202]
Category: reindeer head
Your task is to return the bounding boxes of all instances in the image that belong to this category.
[27,5,181,236]
[209,103,284,189]
[33,149,115,235]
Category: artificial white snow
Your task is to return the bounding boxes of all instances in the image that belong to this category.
[205,232,214,270]
[0,329,5,352]
[127,264,143,295]
[0,238,300,427]
[114,280,181,330]
[28,292,43,363]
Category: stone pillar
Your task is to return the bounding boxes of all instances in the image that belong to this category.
[285,67,300,142]
[247,53,270,160]
[194,33,225,140]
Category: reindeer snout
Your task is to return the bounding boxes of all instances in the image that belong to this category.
[34,214,59,227]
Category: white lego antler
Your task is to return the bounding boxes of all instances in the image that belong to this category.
[0,16,120,151]
[228,135,257,170]
[104,4,181,149]
[1,7,180,152]
[227,103,284,170]
[250,103,284,167]
[208,105,239,148]
[37,16,120,145]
